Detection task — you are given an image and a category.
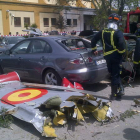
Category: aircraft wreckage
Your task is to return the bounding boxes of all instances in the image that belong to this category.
[0,72,113,137]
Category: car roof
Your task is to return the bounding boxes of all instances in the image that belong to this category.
[26,35,81,41]
[3,36,24,38]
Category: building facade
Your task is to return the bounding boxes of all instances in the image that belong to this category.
[0,0,96,35]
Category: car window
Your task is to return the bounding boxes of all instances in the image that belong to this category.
[2,38,8,44]
[11,40,31,54]
[29,40,51,53]
[84,36,103,51]
[7,37,24,44]
[0,38,2,44]
[59,39,86,51]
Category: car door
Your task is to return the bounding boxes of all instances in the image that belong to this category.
[21,39,52,81]
[0,40,31,77]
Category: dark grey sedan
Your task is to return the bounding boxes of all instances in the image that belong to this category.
[0,36,108,85]
[0,36,24,53]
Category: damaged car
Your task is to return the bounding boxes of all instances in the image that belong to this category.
[0,36,108,85]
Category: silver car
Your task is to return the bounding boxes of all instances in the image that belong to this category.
[0,36,108,85]
[0,36,25,53]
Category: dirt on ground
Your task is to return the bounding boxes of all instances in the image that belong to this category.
[0,77,140,140]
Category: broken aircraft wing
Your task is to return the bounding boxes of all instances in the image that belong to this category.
[0,73,113,138]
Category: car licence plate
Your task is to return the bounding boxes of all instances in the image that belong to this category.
[96,59,106,65]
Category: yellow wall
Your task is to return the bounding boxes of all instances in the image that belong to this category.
[0,10,3,35]
[0,0,95,35]
[0,2,55,35]
[18,0,38,3]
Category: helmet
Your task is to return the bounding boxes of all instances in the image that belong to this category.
[108,13,120,23]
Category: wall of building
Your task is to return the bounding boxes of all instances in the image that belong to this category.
[0,10,3,35]
[44,0,57,5]
[81,0,91,8]
[69,0,76,7]
[63,9,81,32]
[0,2,55,35]
[9,11,34,35]
[0,0,95,35]
[18,0,38,3]
[40,12,59,32]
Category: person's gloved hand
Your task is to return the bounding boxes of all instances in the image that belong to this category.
[91,50,98,55]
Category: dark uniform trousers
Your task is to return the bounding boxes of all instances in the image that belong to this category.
[105,51,122,86]
[134,38,140,65]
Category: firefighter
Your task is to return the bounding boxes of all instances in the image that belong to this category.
[133,23,140,71]
[91,13,126,100]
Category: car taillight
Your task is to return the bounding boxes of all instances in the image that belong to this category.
[85,57,93,63]
[70,58,84,64]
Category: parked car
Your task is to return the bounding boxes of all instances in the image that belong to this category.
[49,30,60,35]
[0,36,25,53]
[79,30,98,37]
[0,36,108,85]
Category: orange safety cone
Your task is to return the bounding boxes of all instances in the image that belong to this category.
[0,71,20,83]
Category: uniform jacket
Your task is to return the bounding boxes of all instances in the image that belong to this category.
[91,29,126,57]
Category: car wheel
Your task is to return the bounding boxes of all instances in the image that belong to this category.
[43,69,62,86]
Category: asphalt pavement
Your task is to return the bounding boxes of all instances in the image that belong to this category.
[0,77,140,140]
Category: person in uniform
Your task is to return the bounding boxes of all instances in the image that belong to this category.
[91,13,126,100]
[133,23,140,71]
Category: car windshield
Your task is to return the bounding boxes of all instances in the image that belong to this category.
[57,39,86,51]
[7,37,24,44]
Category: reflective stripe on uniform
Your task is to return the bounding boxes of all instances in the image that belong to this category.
[133,61,139,64]
[102,29,125,56]
[102,30,105,50]
[111,31,116,49]
[103,49,117,56]
[92,46,97,50]
[117,49,125,54]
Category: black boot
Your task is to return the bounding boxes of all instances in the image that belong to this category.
[110,86,118,101]
[117,82,125,96]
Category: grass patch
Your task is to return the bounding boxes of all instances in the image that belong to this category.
[119,109,137,122]
[0,107,13,128]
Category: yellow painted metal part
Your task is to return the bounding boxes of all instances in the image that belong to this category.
[43,125,57,137]
[53,111,67,126]
[92,105,109,121]
[73,105,84,122]
[77,105,97,114]
[86,94,96,100]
